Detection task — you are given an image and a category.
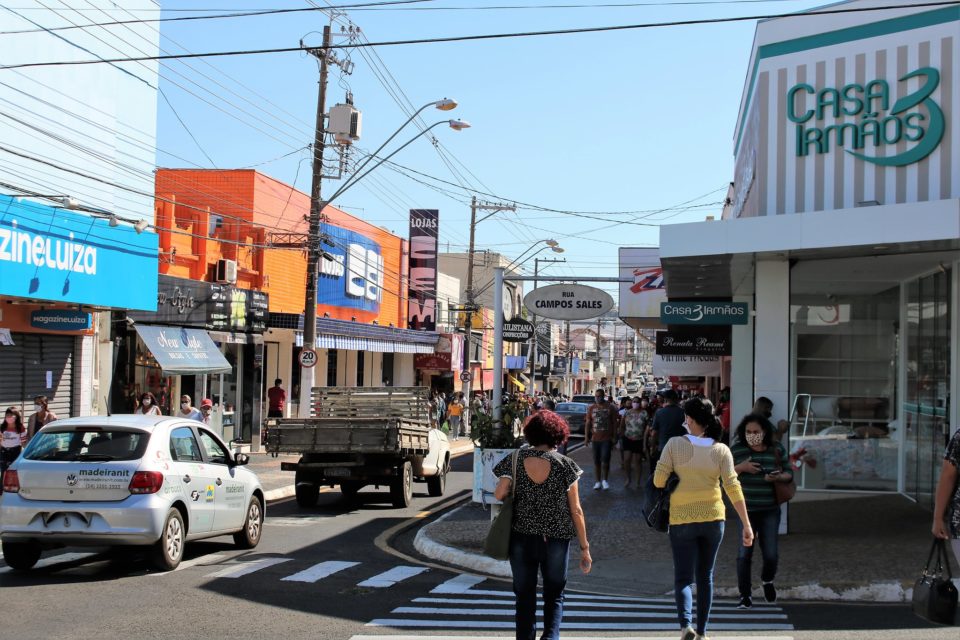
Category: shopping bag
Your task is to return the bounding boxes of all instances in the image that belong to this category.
[483,450,518,560]
[912,538,958,625]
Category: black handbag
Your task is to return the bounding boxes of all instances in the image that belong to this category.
[912,538,958,625]
[483,450,518,560]
[642,472,679,532]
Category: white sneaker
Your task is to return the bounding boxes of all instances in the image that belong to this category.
[601,480,610,490]
[593,481,601,490]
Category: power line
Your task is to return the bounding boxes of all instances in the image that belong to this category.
[3,2,956,70]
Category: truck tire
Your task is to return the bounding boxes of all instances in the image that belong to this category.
[340,480,361,502]
[426,458,447,497]
[391,461,413,508]
[295,468,319,507]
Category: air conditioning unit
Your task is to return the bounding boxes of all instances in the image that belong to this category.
[215,259,238,284]
[328,103,362,146]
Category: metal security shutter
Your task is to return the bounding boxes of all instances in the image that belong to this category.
[0,333,74,418]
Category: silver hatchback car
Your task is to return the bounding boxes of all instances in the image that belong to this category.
[0,415,264,572]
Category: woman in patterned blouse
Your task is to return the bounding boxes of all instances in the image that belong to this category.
[494,410,591,640]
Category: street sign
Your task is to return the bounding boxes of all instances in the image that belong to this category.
[656,328,731,356]
[460,371,472,382]
[298,348,319,368]
[503,319,535,342]
[523,284,614,321]
[659,301,749,325]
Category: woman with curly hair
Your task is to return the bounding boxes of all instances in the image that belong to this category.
[493,410,592,640]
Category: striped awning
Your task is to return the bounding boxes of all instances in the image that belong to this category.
[295,333,435,354]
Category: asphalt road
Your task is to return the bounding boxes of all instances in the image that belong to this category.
[1,443,957,640]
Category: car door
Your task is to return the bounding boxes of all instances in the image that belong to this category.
[168,425,215,535]
[197,427,246,532]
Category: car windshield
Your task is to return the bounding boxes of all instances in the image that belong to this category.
[24,429,149,462]
[556,403,587,413]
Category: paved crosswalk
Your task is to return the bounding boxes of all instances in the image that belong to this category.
[365,574,796,634]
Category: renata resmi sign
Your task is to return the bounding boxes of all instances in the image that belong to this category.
[788,67,943,167]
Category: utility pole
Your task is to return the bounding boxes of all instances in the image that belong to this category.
[528,256,564,395]
[461,196,515,428]
[299,24,332,418]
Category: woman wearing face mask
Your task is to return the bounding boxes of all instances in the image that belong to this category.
[135,392,162,416]
[28,395,57,440]
[730,413,792,609]
[1,407,28,491]
[654,397,753,640]
[619,396,649,488]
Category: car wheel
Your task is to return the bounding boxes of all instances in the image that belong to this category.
[151,508,185,571]
[1,541,41,571]
[233,497,263,549]
[390,461,413,508]
[426,459,447,497]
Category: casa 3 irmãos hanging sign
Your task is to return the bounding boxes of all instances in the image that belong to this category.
[523,284,614,321]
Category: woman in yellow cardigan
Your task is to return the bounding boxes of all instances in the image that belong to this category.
[654,397,754,640]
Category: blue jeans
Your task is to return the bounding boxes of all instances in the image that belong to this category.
[591,439,612,468]
[669,520,724,636]
[508,531,570,640]
[737,507,781,597]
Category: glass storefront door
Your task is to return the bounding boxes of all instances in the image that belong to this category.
[904,269,951,508]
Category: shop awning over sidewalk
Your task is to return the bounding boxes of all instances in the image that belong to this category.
[283,314,440,354]
[134,324,232,375]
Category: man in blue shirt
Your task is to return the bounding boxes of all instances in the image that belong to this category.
[649,389,685,466]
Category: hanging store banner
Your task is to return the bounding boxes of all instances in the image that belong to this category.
[0,195,158,310]
[653,354,722,377]
[414,332,462,371]
[660,301,749,325]
[128,275,268,333]
[503,319,535,343]
[407,209,439,331]
[656,328,731,356]
[523,284,614,321]
[618,247,666,320]
[319,222,383,316]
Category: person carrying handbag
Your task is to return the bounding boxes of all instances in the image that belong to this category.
[730,413,794,609]
[493,410,591,640]
[933,427,960,568]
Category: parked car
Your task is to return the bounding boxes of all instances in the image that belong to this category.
[0,415,264,572]
[554,402,590,435]
[624,381,641,395]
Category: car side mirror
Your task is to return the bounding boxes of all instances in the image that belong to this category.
[234,453,250,466]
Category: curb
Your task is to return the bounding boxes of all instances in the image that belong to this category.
[263,485,296,503]
[412,504,511,579]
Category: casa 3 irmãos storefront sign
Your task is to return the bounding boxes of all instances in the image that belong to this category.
[523,284,614,321]
[660,301,749,326]
[788,66,944,167]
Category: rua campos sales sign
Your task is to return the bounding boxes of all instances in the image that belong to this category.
[523,284,614,321]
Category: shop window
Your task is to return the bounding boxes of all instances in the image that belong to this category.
[327,349,338,387]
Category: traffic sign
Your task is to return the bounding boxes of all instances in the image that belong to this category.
[460,371,472,382]
[298,348,319,368]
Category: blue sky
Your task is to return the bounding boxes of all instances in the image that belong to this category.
[156,0,826,298]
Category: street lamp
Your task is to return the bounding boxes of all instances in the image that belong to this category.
[299,98,469,418]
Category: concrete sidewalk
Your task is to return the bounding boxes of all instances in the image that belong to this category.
[248,437,476,504]
[414,443,952,603]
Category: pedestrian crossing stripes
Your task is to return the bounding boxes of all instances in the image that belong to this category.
[205,556,290,579]
[357,565,429,588]
[0,551,97,575]
[368,575,795,633]
[281,560,359,583]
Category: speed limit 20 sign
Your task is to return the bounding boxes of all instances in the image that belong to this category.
[298,348,318,368]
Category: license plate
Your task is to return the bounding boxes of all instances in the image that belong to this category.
[325,468,350,477]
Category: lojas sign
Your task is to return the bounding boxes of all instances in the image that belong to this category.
[788,66,943,167]
[407,209,439,332]
[524,284,614,321]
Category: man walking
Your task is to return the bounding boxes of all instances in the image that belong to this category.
[446,392,465,439]
[178,395,203,422]
[585,389,618,490]
[648,389,686,467]
[267,379,286,418]
[28,395,57,440]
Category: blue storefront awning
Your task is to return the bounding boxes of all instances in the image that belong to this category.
[135,324,232,375]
